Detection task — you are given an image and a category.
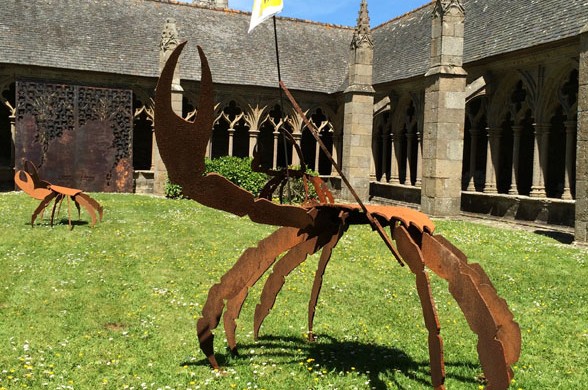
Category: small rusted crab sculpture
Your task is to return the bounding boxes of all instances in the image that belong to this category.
[14,160,103,228]
[155,42,521,389]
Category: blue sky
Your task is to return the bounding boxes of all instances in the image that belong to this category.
[229,0,433,27]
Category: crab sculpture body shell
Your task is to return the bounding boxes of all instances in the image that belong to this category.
[154,42,521,390]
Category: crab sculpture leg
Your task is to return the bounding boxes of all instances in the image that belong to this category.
[234,207,446,387]
[197,225,307,366]
[251,208,347,339]
[154,42,521,390]
[222,207,519,389]
[306,210,347,341]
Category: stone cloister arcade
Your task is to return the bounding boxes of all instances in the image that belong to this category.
[0,59,580,223]
[130,89,341,178]
[373,92,424,187]
[371,63,578,211]
[206,99,339,175]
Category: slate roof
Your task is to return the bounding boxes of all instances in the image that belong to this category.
[373,0,588,85]
[0,0,354,94]
[372,3,432,85]
[1,0,587,93]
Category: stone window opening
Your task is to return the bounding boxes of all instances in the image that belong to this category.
[132,96,154,171]
[462,97,487,192]
[212,100,247,158]
[374,111,391,182]
[392,100,419,186]
[300,108,333,175]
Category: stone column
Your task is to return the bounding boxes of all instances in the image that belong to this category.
[483,127,500,194]
[421,0,467,216]
[416,129,423,187]
[249,129,260,157]
[341,0,375,202]
[9,111,15,168]
[466,128,479,191]
[562,121,576,200]
[391,129,400,183]
[272,130,280,169]
[315,138,321,172]
[154,18,183,195]
[331,133,341,176]
[227,128,235,156]
[380,131,389,182]
[370,130,377,182]
[576,23,588,242]
[406,129,416,186]
[206,139,212,159]
[292,133,301,166]
[508,125,523,195]
[530,123,548,198]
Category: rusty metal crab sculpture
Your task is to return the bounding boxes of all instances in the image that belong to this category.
[154,42,521,389]
[14,160,103,228]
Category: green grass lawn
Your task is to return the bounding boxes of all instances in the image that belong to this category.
[0,192,586,389]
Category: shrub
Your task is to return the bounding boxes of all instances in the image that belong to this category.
[204,156,269,195]
[165,156,320,203]
[275,166,319,204]
[164,180,185,199]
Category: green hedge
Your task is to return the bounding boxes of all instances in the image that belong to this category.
[203,156,269,195]
[165,156,320,204]
[165,156,268,199]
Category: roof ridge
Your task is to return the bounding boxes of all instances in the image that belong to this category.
[143,0,354,30]
[145,0,224,10]
[372,0,434,31]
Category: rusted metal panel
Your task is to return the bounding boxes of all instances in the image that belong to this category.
[15,80,133,192]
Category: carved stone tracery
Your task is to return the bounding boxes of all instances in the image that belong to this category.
[433,0,465,18]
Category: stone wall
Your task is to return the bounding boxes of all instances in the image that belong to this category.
[421,1,467,217]
[576,25,588,242]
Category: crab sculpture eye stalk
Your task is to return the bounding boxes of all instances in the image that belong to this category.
[154,42,521,390]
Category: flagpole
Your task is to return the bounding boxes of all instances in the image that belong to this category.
[272,15,292,203]
[272,16,283,91]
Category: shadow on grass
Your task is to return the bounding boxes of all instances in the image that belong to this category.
[533,229,575,244]
[29,218,90,228]
[182,334,480,389]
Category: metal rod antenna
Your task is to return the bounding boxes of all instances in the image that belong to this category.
[279,81,404,266]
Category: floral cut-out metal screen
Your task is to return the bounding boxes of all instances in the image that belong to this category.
[15,80,133,192]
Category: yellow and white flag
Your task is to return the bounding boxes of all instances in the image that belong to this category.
[248,0,283,33]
